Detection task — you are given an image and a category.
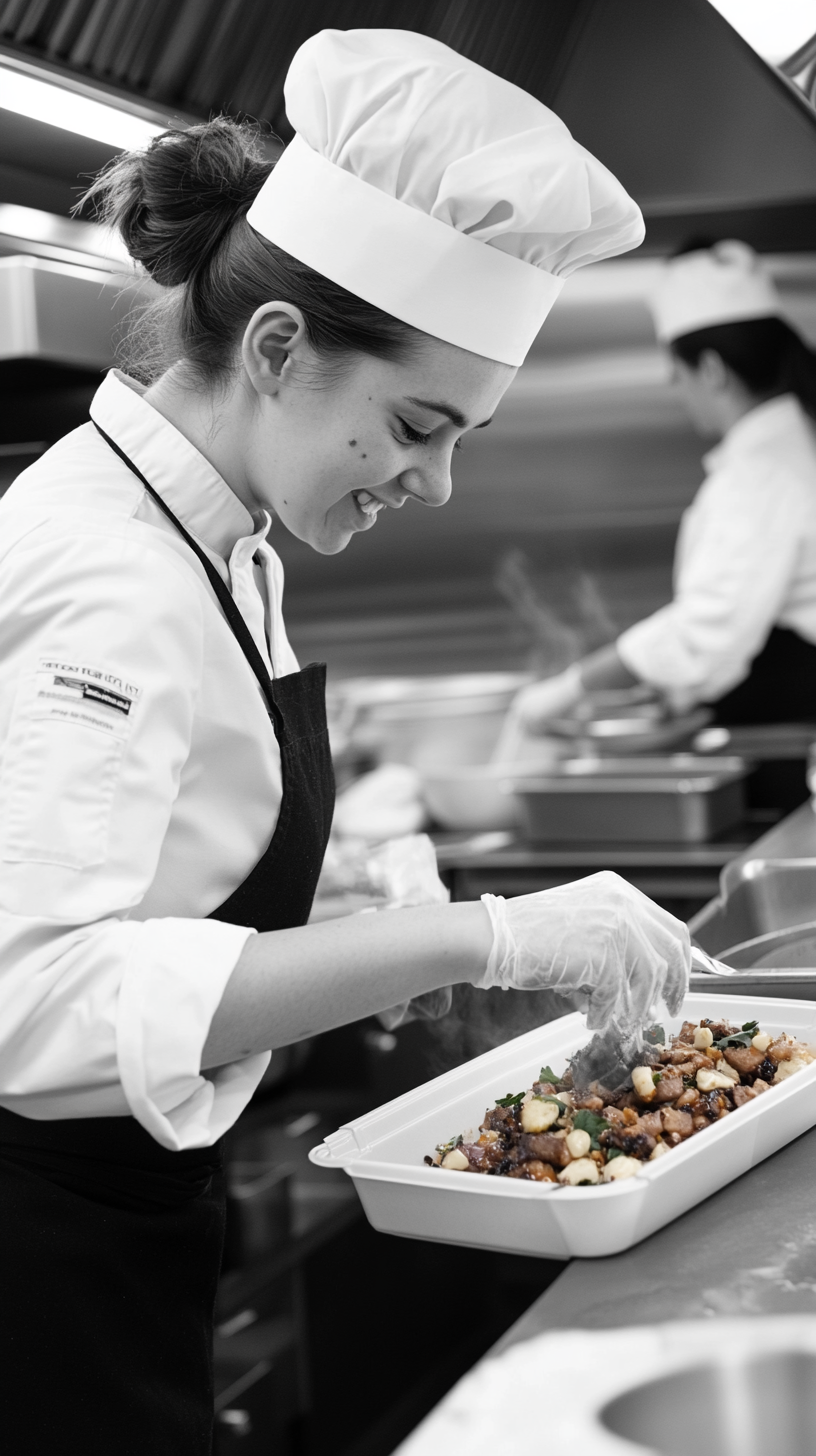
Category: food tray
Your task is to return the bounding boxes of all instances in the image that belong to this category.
[513,756,748,844]
[309,994,816,1259]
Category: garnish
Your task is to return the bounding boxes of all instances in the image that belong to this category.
[435,1134,463,1156]
[572,1109,610,1150]
[605,1147,625,1161]
[536,1095,567,1115]
[495,1091,525,1109]
[652,1071,662,1085]
[712,1020,759,1050]
[538,1066,559,1085]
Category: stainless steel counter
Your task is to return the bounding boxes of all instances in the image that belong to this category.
[398,800,816,1453]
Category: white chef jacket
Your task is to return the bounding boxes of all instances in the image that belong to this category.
[617,395,816,709]
[0,370,300,1150]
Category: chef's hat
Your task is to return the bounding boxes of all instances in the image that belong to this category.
[246,28,644,365]
[651,241,781,345]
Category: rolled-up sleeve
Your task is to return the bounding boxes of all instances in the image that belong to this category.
[0,527,268,1149]
[617,465,806,709]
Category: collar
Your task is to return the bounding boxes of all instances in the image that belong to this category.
[703,393,806,474]
[89,370,271,562]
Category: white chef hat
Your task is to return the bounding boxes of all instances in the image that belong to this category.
[651,241,781,345]
[246,28,644,366]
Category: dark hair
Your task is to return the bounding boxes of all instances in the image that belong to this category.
[80,117,419,384]
[671,316,816,419]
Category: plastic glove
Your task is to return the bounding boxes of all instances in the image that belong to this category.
[367,834,453,1031]
[477,870,689,1029]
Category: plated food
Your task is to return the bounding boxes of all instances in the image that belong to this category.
[425,1014,815,1187]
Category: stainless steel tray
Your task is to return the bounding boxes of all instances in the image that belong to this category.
[513,756,749,844]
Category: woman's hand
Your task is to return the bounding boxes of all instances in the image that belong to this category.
[477,871,690,1028]
[491,666,584,761]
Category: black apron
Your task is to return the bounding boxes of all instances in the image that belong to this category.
[0,427,335,1454]
[708,625,816,726]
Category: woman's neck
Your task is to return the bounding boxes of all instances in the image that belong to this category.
[144,365,260,515]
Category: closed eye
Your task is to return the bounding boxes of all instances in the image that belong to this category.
[398,418,431,446]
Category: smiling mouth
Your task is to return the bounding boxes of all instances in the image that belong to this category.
[352,489,385,521]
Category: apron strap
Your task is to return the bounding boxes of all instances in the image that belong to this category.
[93,421,283,733]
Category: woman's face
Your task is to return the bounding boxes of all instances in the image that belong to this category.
[241,311,516,554]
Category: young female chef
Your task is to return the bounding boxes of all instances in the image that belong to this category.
[0,28,690,1454]
[511,241,816,733]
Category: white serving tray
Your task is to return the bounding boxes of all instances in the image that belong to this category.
[309,994,816,1259]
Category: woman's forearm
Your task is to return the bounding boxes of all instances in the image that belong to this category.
[201,900,492,1068]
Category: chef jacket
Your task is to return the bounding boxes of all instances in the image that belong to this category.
[0,370,301,1150]
[617,395,816,709]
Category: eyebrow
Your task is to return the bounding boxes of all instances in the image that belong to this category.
[405,396,493,431]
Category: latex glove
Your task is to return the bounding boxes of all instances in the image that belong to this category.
[492,665,583,762]
[477,871,690,1029]
[367,834,453,1031]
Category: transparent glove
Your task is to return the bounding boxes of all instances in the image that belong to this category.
[367,834,453,1031]
[477,870,690,1029]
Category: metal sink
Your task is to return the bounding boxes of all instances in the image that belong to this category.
[602,1350,816,1456]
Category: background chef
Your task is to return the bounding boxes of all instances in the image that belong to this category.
[0,28,690,1455]
[507,241,816,735]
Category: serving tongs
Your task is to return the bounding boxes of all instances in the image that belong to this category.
[690,945,739,976]
[570,948,739,1093]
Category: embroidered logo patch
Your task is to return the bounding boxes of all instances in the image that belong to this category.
[33,659,141,737]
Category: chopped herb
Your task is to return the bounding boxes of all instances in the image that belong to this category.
[495,1091,525,1109]
[652,1071,662,1085]
[644,1024,665,1046]
[536,1095,567,1115]
[742,1020,759,1033]
[605,1147,625,1161]
[573,1109,610,1150]
[434,1133,463,1156]
[538,1066,560,1085]
[682,1075,697,1088]
[713,1029,757,1049]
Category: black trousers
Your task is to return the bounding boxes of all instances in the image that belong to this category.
[0,1108,225,1454]
[709,625,816,725]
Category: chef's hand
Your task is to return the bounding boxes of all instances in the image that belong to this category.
[491,665,585,762]
[475,871,690,1028]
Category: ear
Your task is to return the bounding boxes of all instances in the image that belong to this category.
[697,348,730,393]
[242,302,308,396]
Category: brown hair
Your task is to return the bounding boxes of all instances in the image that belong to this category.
[671,317,816,420]
[80,117,419,384]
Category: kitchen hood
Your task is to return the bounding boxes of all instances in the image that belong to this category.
[3,0,816,251]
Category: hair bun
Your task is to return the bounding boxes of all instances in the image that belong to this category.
[82,118,273,287]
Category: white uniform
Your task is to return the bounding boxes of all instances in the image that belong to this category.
[617,395,816,708]
[0,371,300,1149]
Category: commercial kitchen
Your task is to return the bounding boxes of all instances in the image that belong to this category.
[4,3,816,1454]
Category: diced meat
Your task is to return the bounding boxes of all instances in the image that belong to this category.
[675,1089,698,1107]
[705,1020,739,1041]
[622,1107,640,1126]
[653,1073,684,1103]
[768,1038,796,1065]
[462,1143,488,1170]
[722,1045,766,1076]
[602,1106,626,1126]
[732,1084,757,1108]
[663,1047,697,1065]
[518,1132,571,1168]
[676,1021,699,1044]
[507,1160,556,1181]
[638,1110,663,1137]
[572,1094,604,1111]
[483,1105,520,1140]
[752,1079,771,1094]
[661,1107,694,1139]
[602,1130,656,1161]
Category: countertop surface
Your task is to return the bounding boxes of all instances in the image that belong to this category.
[397,800,816,1453]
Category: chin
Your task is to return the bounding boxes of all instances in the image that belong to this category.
[309,528,354,556]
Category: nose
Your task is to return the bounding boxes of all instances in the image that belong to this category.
[399,456,452,509]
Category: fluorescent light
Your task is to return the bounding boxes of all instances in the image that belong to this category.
[0,67,164,149]
[708,0,816,65]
